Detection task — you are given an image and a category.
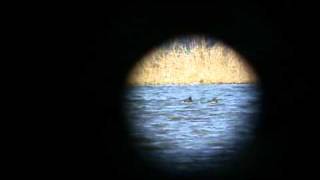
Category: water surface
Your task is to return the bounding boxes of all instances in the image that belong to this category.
[124,84,261,175]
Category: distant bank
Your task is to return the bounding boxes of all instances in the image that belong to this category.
[127,39,257,86]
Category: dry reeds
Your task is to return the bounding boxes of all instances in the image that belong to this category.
[127,37,257,85]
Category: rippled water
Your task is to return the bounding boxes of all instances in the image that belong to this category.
[124,84,261,175]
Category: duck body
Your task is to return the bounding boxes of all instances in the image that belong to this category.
[208,97,219,105]
[182,96,193,103]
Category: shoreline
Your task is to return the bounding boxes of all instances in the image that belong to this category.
[126,82,257,87]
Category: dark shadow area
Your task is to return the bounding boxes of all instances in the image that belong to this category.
[60,2,317,180]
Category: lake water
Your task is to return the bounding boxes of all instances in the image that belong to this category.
[124,84,261,175]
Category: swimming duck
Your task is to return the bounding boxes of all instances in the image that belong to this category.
[182,96,193,103]
[208,97,219,104]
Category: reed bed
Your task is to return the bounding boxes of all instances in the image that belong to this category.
[127,38,257,85]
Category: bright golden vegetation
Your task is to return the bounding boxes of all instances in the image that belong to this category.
[127,37,257,85]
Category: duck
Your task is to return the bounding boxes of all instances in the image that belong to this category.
[208,97,219,104]
[182,96,193,103]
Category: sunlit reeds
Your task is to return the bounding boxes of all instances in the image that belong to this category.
[127,37,257,85]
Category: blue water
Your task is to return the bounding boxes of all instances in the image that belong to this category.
[124,84,261,175]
